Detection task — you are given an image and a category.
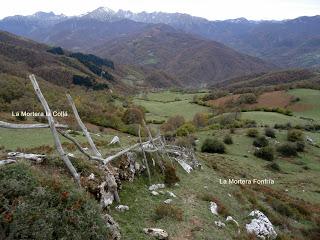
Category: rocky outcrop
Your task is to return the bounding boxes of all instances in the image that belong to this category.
[105,214,121,240]
[246,210,277,240]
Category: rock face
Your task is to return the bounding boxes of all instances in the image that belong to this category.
[143,228,168,240]
[246,210,277,240]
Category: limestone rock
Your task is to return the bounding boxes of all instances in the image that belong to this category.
[151,191,159,196]
[143,228,168,239]
[246,210,277,240]
[214,220,226,228]
[105,214,121,240]
[115,205,129,212]
[164,198,172,204]
[210,201,218,215]
[149,184,165,191]
[167,191,177,198]
[110,136,120,145]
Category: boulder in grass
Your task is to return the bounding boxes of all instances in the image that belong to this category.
[210,201,218,215]
[149,184,165,191]
[246,210,277,240]
[115,205,129,212]
[143,228,168,239]
[214,221,226,228]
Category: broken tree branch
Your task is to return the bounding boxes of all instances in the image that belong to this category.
[104,136,161,164]
[0,120,68,129]
[66,94,102,158]
[29,74,80,186]
[57,129,92,160]
[0,159,16,166]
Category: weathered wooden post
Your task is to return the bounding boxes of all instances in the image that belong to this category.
[29,74,80,186]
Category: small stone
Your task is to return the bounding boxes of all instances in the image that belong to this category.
[109,136,120,145]
[88,173,95,180]
[151,191,159,196]
[149,184,165,191]
[143,228,168,239]
[210,201,218,215]
[167,191,177,198]
[115,205,129,212]
[164,199,173,204]
[214,221,226,228]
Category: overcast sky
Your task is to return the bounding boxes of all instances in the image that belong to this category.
[1,0,319,20]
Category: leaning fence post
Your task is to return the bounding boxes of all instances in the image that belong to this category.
[29,74,80,186]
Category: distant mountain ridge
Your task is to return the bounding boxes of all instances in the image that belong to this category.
[1,8,319,68]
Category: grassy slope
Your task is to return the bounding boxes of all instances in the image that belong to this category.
[1,90,319,239]
[288,88,320,121]
[240,111,310,126]
[134,91,209,121]
[109,127,320,239]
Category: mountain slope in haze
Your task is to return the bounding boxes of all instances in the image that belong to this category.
[91,24,275,86]
[110,11,320,68]
[0,30,179,90]
[0,30,121,90]
[1,9,319,68]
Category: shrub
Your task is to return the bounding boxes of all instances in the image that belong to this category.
[161,115,185,132]
[247,128,259,138]
[223,135,233,145]
[238,93,257,104]
[287,129,304,142]
[192,112,208,128]
[0,163,109,239]
[176,122,196,136]
[265,128,276,138]
[174,135,196,148]
[277,143,297,157]
[122,107,144,124]
[254,146,274,161]
[295,141,305,152]
[268,162,281,171]
[253,136,269,147]
[155,204,183,221]
[201,138,226,153]
[164,165,180,186]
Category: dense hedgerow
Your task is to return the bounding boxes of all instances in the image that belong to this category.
[0,163,109,240]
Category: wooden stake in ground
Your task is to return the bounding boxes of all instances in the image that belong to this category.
[138,125,151,184]
[29,74,80,186]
